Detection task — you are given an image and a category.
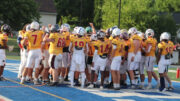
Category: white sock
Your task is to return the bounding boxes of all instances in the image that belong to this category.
[157,80,160,84]
[113,84,116,88]
[26,76,29,80]
[132,80,135,85]
[34,78,38,81]
[81,72,86,87]
[70,71,74,86]
[116,84,120,88]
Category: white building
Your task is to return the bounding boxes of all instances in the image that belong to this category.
[35,0,57,26]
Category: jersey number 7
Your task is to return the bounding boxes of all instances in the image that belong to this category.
[32,35,37,45]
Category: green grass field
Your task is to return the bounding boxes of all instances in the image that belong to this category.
[6,36,20,60]
[6,55,20,60]
[153,67,180,82]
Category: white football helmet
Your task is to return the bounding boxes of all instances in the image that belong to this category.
[145,29,154,38]
[106,26,118,34]
[90,34,97,41]
[121,29,129,39]
[128,27,138,35]
[72,26,79,34]
[112,28,121,37]
[61,23,70,32]
[97,30,105,38]
[160,32,170,41]
[138,31,144,38]
[30,21,39,30]
[77,27,85,36]
[26,24,31,31]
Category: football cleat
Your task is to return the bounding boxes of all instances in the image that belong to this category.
[159,87,166,92]
[34,80,41,85]
[20,78,25,84]
[131,84,136,89]
[100,86,104,89]
[146,84,152,90]
[139,85,145,90]
[167,86,174,91]
[48,82,59,86]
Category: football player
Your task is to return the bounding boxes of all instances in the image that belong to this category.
[44,24,65,86]
[69,27,87,88]
[145,29,159,89]
[93,31,112,89]
[110,28,125,90]
[120,29,129,86]
[21,21,44,85]
[87,34,98,88]
[41,26,50,84]
[157,32,172,91]
[137,31,146,89]
[85,26,93,84]
[104,26,117,87]
[61,23,71,82]
[17,24,30,79]
[128,27,142,89]
[164,33,174,90]
[0,24,11,81]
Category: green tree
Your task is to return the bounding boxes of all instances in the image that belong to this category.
[54,0,94,27]
[93,0,103,29]
[0,0,40,30]
[101,0,180,39]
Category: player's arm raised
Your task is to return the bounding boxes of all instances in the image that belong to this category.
[89,23,96,34]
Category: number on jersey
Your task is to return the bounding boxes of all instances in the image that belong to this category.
[32,35,37,45]
[57,38,65,47]
[166,47,172,53]
[75,41,85,47]
[100,44,109,53]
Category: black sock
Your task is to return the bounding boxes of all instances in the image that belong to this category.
[160,77,165,89]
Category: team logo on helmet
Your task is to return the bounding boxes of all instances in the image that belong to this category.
[77,27,85,36]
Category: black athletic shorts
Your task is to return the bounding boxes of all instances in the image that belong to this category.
[87,56,93,65]
[63,47,69,52]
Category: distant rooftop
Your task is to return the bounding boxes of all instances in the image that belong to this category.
[35,0,56,13]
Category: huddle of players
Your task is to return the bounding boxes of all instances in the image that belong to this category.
[16,21,174,92]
